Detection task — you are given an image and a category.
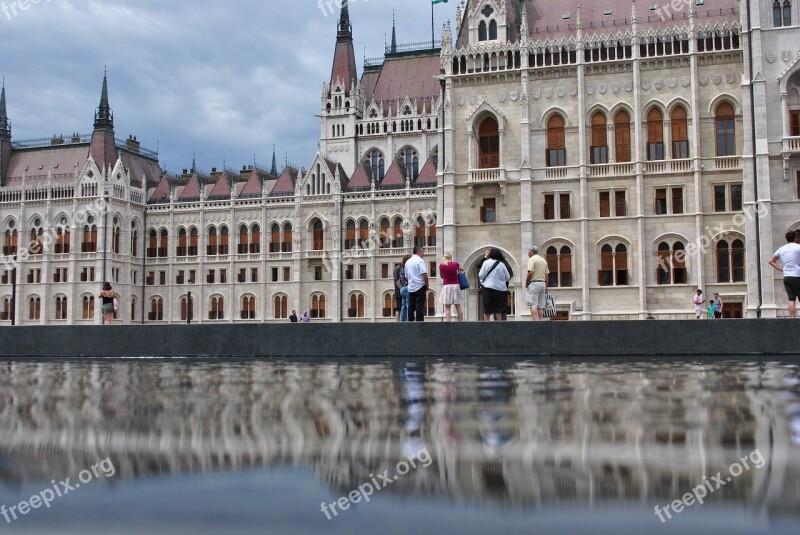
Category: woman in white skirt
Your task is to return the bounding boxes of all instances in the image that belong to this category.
[438,253,464,321]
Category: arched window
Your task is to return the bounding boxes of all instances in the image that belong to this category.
[56,218,70,254]
[399,147,420,180]
[426,291,437,317]
[112,218,121,255]
[219,226,229,255]
[238,225,249,254]
[55,296,67,320]
[546,246,573,288]
[590,112,608,164]
[158,229,168,258]
[716,239,745,282]
[273,294,288,319]
[311,294,326,318]
[382,292,398,317]
[366,149,385,180]
[646,108,664,161]
[546,115,566,167]
[392,217,404,248]
[270,223,280,252]
[180,296,189,321]
[478,116,500,169]
[427,215,437,247]
[415,216,427,248]
[774,0,793,26]
[30,296,41,320]
[250,225,260,254]
[312,219,324,251]
[147,229,158,257]
[379,218,391,248]
[207,227,218,256]
[1,297,10,321]
[671,106,689,159]
[282,223,293,252]
[131,296,137,322]
[614,110,632,162]
[241,295,256,319]
[599,243,629,286]
[656,241,687,285]
[348,293,365,318]
[81,223,97,253]
[715,102,736,157]
[478,20,488,41]
[210,296,224,320]
[3,222,18,256]
[344,220,356,250]
[81,295,94,320]
[189,228,199,256]
[131,223,139,257]
[149,298,163,321]
[177,228,188,257]
[358,220,369,249]
[489,19,498,40]
[29,220,44,255]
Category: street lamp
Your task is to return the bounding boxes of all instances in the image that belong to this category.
[10,254,16,326]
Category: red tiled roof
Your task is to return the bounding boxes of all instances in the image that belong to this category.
[380,159,406,188]
[361,70,381,105]
[347,162,372,190]
[238,171,262,197]
[331,40,358,89]
[207,172,233,199]
[270,166,298,196]
[120,152,163,188]
[415,157,437,186]
[148,176,171,203]
[178,174,201,200]
[369,54,441,114]
[4,146,90,187]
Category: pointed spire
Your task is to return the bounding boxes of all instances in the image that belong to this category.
[0,79,9,138]
[191,151,197,173]
[270,145,278,175]
[390,12,397,54]
[94,68,113,129]
[337,0,352,39]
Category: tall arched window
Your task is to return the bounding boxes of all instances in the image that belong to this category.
[379,218,391,249]
[358,220,369,249]
[81,295,93,320]
[131,296,137,322]
[391,217,404,248]
[30,296,41,320]
[348,293,365,318]
[715,102,736,157]
[180,296,189,321]
[399,147,420,180]
[177,228,188,257]
[415,216,427,248]
[478,116,500,169]
[55,296,67,320]
[29,220,44,255]
[209,296,224,320]
[312,219,324,250]
[270,223,280,253]
[158,229,169,258]
[382,292,398,317]
[242,295,256,319]
[774,0,793,26]
[366,150,385,180]
[238,225,249,254]
[150,298,163,321]
[344,220,356,250]
[717,239,745,282]
[273,294,288,319]
[112,218,121,255]
[478,20,488,41]
[311,294,326,318]
[426,291,437,317]
[147,229,157,257]
[219,226,229,255]
[131,222,139,257]
[546,246,573,287]
[599,243,629,286]
[207,227,217,256]
[3,223,18,256]
[656,241,687,285]
[250,225,261,254]
[81,221,97,253]
[671,106,689,159]
[55,218,70,254]
[489,19,498,40]
[614,110,632,162]
[189,228,199,256]
[282,223,293,252]
[647,108,664,161]
[546,115,566,167]
[590,112,608,164]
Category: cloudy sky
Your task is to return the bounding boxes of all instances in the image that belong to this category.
[0,0,459,174]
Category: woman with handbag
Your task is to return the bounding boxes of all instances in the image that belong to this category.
[478,248,511,321]
[438,253,464,321]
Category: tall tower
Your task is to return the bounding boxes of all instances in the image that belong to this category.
[0,80,11,187]
[329,0,357,89]
[90,70,118,174]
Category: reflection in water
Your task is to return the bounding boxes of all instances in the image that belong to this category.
[0,359,799,522]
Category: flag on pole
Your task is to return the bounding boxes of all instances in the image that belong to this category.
[432,0,448,4]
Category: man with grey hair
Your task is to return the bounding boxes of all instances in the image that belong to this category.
[525,246,549,320]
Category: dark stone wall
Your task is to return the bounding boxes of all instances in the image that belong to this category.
[0,320,796,358]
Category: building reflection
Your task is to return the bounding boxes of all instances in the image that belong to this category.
[0,360,797,516]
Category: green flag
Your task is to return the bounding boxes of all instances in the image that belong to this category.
[432,0,448,4]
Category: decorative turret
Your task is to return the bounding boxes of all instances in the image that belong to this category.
[329,0,358,91]
[1,79,13,186]
[270,145,278,176]
[390,12,397,54]
[90,70,118,174]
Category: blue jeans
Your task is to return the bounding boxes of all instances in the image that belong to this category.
[400,286,409,321]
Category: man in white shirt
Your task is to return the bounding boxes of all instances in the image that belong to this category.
[405,245,429,321]
[768,230,800,317]
[693,289,704,319]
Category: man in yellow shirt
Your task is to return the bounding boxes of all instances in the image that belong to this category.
[525,246,550,320]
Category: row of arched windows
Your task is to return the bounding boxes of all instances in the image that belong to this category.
[2,216,137,257]
[18,294,130,321]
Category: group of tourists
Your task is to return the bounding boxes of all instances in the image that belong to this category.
[693,289,723,319]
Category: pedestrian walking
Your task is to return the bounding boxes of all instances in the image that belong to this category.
[438,253,464,321]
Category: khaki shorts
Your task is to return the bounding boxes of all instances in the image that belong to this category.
[526,281,546,309]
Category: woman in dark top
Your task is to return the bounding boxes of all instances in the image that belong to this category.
[98,282,115,325]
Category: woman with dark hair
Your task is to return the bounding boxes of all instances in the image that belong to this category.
[98,282,115,325]
[478,248,511,321]
[396,254,412,321]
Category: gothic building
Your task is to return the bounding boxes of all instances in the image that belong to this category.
[1,0,799,324]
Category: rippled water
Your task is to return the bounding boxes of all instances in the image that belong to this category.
[0,358,798,535]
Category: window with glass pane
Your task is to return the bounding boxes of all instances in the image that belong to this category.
[590,112,608,164]
[715,102,736,156]
[478,117,500,168]
[560,194,571,219]
[714,185,727,212]
[544,194,555,220]
[672,188,684,214]
[671,106,689,159]
[730,184,743,211]
[655,189,668,215]
[546,115,566,167]
[615,191,626,217]
[647,108,664,161]
[599,191,610,217]
[791,110,800,137]
[614,110,631,162]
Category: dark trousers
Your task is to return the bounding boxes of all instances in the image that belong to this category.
[408,287,427,322]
